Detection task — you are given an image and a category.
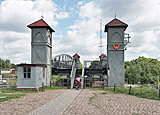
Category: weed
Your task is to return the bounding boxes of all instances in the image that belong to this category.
[101,92,107,94]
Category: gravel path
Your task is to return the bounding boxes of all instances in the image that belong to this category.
[61,89,160,115]
[0,89,67,115]
[27,89,82,115]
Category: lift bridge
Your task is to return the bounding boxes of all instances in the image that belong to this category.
[16,16,130,90]
[52,53,108,89]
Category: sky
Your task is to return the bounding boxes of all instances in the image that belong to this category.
[0,0,160,65]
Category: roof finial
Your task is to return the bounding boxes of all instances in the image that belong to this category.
[115,13,116,18]
[41,15,43,19]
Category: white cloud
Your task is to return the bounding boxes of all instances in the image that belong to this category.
[78,1,83,5]
[79,1,101,18]
[51,1,109,64]
[125,53,156,61]
[0,31,30,64]
[0,0,58,33]
[55,12,69,19]
[0,0,60,64]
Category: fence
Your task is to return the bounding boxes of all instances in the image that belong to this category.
[0,77,17,88]
[113,84,160,99]
[50,77,107,89]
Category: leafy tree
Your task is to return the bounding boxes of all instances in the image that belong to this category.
[125,56,160,84]
[89,60,100,68]
[79,62,83,68]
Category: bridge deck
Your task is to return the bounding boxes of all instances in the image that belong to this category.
[52,68,107,76]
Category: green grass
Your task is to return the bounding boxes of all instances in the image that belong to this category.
[86,85,160,101]
[8,79,17,83]
[1,85,68,93]
[0,85,68,102]
[39,85,68,92]
[0,94,26,102]
[1,86,37,93]
[0,73,17,78]
[51,75,68,83]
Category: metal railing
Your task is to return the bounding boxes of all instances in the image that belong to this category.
[0,77,17,88]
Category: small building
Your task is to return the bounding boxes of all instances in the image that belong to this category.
[12,69,17,74]
[16,64,47,90]
[1,68,12,74]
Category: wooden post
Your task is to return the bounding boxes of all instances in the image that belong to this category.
[103,82,104,89]
[159,87,160,98]
[129,86,131,95]
[50,81,51,87]
[7,77,9,88]
[53,81,54,86]
[114,84,116,91]
[67,78,69,89]
[84,81,85,89]
[42,82,44,91]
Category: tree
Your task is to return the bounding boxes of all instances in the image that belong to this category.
[79,62,83,68]
[89,60,100,68]
[125,56,160,84]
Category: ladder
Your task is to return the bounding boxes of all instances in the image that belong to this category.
[81,67,85,89]
[70,60,76,89]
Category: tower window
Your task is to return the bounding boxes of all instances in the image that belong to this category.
[23,67,31,78]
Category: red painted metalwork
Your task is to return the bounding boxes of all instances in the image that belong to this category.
[105,18,128,32]
[73,53,80,59]
[27,19,55,32]
[99,53,104,59]
[12,70,17,73]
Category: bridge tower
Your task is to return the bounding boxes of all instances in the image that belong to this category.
[105,17,129,87]
[27,19,55,85]
[73,53,80,69]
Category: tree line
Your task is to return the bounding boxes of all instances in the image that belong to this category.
[125,56,160,84]
[0,58,17,71]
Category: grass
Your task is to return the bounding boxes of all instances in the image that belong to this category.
[39,85,68,92]
[51,75,68,83]
[1,85,68,93]
[0,73,17,78]
[86,85,160,101]
[8,79,17,83]
[1,86,37,93]
[0,93,26,102]
[0,85,68,103]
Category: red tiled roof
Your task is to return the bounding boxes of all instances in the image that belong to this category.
[73,53,80,59]
[99,54,104,59]
[27,19,55,32]
[105,18,128,32]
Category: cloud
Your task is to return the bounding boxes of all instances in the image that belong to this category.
[125,53,156,61]
[0,0,58,33]
[0,0,61,64]
[55,12,69,19]
[78,1,83,5]
[79,1,101,18]
[98,0,160,55]
[0,31,31,64]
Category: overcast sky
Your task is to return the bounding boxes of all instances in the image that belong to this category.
[0,0,160,64]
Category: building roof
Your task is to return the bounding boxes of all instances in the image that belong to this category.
[17,64,47,67]
[104,18,128,32]
[73,53,80,59]
[27,19,55,32]
[99,53,104,59]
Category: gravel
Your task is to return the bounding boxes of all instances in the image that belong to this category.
[1,89,160,115]
[0,89,67,115]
